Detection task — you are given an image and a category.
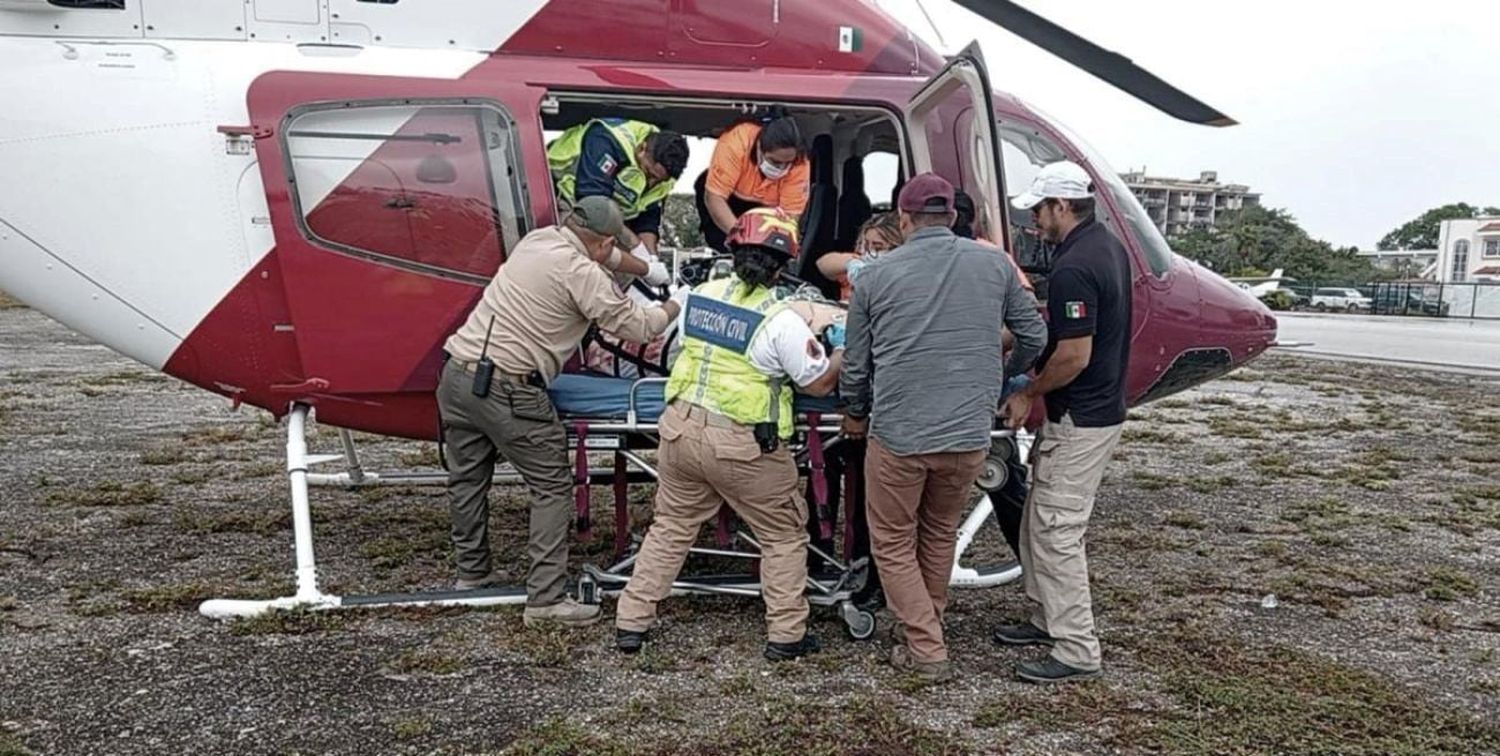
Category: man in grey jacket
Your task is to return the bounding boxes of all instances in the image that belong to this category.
[841,173,1046,682]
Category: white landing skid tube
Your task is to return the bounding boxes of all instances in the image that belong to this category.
[948,431,1032,589]
[199,404,528,620]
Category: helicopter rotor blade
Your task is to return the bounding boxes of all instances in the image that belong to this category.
[952,0,1237,127]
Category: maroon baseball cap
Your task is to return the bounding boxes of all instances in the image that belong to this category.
[897,172,956,213]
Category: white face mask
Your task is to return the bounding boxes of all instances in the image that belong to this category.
[759,157,790,180]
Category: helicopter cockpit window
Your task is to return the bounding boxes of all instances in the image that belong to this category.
[1040,116,1175,277]
[285,101,526,280]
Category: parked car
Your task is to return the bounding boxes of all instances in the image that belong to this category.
[1370,286,1450,317]
[1310,287,1371,312]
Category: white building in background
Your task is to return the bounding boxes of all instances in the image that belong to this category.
[1121,169,1261,238]
[1357,248,1439,278]
[1435,217,1500,283]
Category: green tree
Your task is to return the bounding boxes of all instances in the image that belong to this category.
[1377,203,1500,251]
[659,193,704,249]
[1174,206,1380,284]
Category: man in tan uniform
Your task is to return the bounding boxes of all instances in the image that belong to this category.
[614,208,842,661]
[439,196,687,627]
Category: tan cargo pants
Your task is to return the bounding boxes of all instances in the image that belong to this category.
[1020,414,1124,670]
[616,402,811,643]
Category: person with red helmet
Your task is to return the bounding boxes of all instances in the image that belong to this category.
[615,207,843,661]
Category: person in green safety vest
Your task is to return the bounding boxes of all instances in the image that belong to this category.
[614,207,844,662]
[547,118,689,287]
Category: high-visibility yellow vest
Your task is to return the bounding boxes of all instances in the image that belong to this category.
[546,118,673,221]
[666,276,795,440]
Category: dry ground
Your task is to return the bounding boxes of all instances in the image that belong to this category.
[1,303,1498,755]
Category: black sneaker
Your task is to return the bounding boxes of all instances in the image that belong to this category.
[1015,656,1100,684]
[764,634,821,662]
[615,629,647,655]
[992,622,1055,647]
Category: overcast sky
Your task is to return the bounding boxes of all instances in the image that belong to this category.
[675,1,1499,250]
[892,0,1500,249]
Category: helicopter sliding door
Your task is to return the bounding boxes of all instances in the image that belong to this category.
[903,42,1007,250]
[247,74,545,411]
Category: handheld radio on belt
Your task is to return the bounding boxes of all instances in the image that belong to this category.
[471,316,497,398]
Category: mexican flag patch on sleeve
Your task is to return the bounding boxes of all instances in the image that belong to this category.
[1065,301,1088,319]
[597,154,618,176]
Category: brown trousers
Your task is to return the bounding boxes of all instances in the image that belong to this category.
[616,403,811,643]
[866,437,986,663]
[438,361,573,607]
[1020,414,1123,670]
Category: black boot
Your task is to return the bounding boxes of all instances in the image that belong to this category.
[615,628,647,655]
[991,622,1055,647]
[764,634,821,662]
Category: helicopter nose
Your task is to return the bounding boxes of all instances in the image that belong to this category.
[1195,263,1278,365]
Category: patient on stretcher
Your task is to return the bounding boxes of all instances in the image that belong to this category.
[579,275,847,380]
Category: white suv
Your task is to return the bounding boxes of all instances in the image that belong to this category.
[1310,287,1372,312]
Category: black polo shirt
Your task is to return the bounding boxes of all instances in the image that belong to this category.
[1037,218,1133,427]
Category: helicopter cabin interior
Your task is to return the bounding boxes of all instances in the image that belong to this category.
[541,93,908,299]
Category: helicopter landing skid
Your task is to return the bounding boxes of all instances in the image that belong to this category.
[198,403,530,620]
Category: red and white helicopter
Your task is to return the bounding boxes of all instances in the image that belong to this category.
[0,0,1276,621]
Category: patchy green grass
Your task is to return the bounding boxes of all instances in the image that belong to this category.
[1196,395,1238,407]
[495,625,580,668]
[1201,450,1231,466]
[1185,474,1236,494]
[389,648,466,676]
[0,290,26,310]
[182,425,256,445]
[978,628,1500,753]
[390,716,434,740]
[1208,416,1263,439]
[1420,607,1456,632]
[122,581,222,612]
[47,481,163,507]
[506,718,632,756]
[228,609,345,636]
[1165,511,1207,530]
[139,446,189,466]
[1253,540,1288,559]
[1424,567,1480,602]
[0,730,33,756]
[1121,427,1188,445]
[359,531,449,570]
[1131,471,1174,491]
[79,370,161,387]
[173,508,287,536]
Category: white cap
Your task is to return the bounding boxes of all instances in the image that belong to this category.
[1010,160,1094,210]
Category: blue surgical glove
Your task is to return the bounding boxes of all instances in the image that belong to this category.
[823,321,847,350]
[846,257,869,284]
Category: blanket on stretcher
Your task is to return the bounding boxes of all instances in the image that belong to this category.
[549,374,841,422]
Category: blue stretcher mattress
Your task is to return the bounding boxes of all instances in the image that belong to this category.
[549,374,841,422]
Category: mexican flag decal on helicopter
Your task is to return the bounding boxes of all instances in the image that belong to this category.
[838,26,863,53]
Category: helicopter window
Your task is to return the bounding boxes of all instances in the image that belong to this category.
[999,116,1174,278]
[1037,115,1175,277]
[284,102,525,279]
[46,0,125,7]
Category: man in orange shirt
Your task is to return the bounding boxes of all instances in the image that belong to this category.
[695,117,811,252]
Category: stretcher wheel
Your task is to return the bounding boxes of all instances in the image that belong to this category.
[840,602,876,641]
[975,437,1017,492]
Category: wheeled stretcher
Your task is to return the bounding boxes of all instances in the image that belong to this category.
[199,366,1030,625]
[545,373,1027,640]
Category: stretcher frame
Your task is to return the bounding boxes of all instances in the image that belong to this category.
[201,378,1030,633]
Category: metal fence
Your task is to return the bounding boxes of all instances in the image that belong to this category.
[1283,281,1500,320]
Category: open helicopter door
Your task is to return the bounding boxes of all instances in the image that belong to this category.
[903,43,1008,249]
[245,73,543,429]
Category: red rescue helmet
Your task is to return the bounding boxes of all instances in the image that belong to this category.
[726,207,800,259]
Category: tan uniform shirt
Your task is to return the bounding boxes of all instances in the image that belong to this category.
[444,226,673,381]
